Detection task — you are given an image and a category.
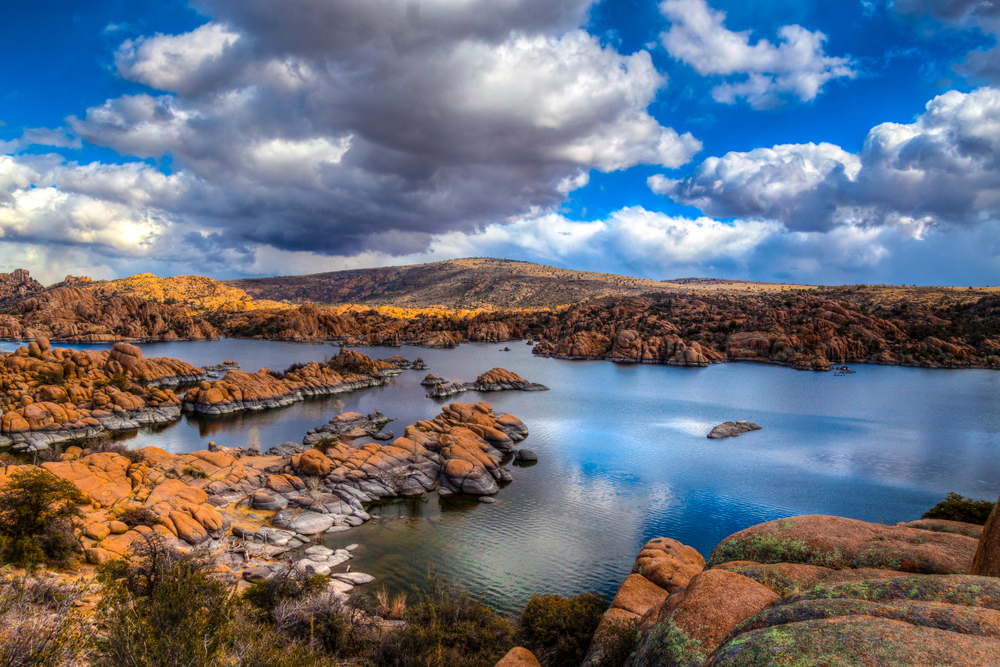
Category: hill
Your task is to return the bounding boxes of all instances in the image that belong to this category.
[227,258,685,309]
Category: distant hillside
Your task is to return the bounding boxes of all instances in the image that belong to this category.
[226,258,678,309]
[86,274,287,314]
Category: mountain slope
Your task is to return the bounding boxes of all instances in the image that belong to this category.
[225,258,745,309]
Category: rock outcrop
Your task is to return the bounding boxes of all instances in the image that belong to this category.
[621,514,1000,667]
[583,537,706,666]
[182,349,397,415]
[0,342,204,451]
[972,494,1000,576]
[707,421,761,439]
[423,368,549,398]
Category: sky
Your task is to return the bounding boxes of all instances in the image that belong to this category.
[1,0,999,285]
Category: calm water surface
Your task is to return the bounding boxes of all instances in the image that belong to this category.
[3,338,999,614]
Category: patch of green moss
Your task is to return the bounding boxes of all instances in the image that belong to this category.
[628,619,706,667]
[707,534,812,568]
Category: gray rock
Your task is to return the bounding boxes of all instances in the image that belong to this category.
[287,511,335,535]
[331,572,375,585]
[514,449,538,462]
[707,420,762,439]
[305,545,335,558]
[326,525,352,533]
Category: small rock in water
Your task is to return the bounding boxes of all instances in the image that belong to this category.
[479,496,497,504]
[514,449,538,461]
[345,543,359,551]
[707,421,762,439]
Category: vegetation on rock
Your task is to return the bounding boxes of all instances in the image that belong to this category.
[518,593,607,667]
[923,492,995,525]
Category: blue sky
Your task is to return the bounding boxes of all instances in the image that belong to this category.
[1,0,999,285]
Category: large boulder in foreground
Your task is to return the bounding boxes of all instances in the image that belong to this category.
[628,569,780,667]
[972,495,1000,577]
[582,537,705,667]
[708,515,978,575]
[706,575,1000,666]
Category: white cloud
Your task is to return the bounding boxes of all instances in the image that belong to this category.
[657,87,1000,231]
[115,23,241,97]
[659,0,857,108]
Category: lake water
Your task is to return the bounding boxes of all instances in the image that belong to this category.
[3,338,999,614]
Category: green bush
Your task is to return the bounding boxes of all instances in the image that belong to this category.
[242,568,328,614]
[118,506,162,529]
[93,534,235,667]
[923,492,995,525]
[0,468,86,568]
[518,593,607,667]
[108,372,132,392]
[594,618,638,667]
[372,571,515,667]
[38,367,65,386]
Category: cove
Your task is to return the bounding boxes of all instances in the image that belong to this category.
[3,337,998,615]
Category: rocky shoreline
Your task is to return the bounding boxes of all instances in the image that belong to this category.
[0,399,532,602]
[0,341,404,452]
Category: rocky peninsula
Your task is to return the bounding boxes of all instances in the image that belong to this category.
[0,399,529,592]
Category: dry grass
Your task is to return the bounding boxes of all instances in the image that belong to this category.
[373,586,407,620]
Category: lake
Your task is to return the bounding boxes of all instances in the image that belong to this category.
[3,338,999,614]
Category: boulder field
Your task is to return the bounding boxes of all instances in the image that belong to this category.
[0,401,529,585]
[584,512,1000,667]
[0,344,398,451]
[181,349,400,415]
[0,340,205,452]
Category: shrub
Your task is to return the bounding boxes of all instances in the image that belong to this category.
[0,468,86,568]
[37,367,65,386]
[594,618,638,667]
[108,372,131,392]
[518,593,607,667]
[923,492,995,525]
[271,592,352,655]
[242,568,328,614]
[93,534,235,667]
[227,609,335,667]
[118,506,162,529]
[372,571,515,667]
[0,576,93,667]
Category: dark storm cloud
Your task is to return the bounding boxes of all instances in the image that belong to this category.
[55,0,699,259]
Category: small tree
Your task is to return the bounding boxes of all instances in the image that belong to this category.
[923,492,995,525]
[0,468,86,567]
[93,534,235,667]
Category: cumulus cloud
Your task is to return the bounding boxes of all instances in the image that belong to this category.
[659,0,857,108]
[893,0,1000,82]
[0,0,699,265]
[656,87,1000,232]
